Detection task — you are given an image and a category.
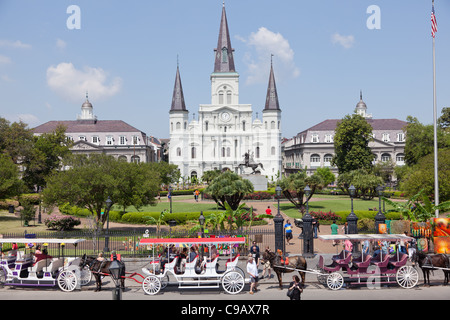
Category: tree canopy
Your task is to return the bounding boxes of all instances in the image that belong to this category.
[279,169,323,212]
[204,171,254,210]
[43,154,160,228]
[332,114,374,173]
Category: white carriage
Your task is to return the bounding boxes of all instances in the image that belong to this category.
[0,238,91,292]
[139,237,247,295]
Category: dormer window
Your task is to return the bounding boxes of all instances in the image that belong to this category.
[222,47,228,63]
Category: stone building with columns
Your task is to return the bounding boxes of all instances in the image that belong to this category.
[168,4,282,181]
[282,93,407,181]
[33,95,157,163]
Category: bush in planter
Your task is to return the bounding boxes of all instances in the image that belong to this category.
[44,215,81,231]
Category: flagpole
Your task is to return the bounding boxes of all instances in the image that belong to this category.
[432,0,439,218]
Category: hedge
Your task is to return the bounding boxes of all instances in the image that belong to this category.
[121,211,219,225]
[334,210,402,222]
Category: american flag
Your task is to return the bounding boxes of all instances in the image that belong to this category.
[431,2,438,38]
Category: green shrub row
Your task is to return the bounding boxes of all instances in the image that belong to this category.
[59,203,219,225]
[334,210,402,222]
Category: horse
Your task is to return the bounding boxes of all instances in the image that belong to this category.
[412,251,449,286]
[80,254,126,292]
[262,249,307,289]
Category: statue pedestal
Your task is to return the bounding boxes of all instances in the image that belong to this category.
[241,174,268,191]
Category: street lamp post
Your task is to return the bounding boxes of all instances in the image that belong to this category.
[108,253,124,300]
[375,185,386,234]
[38,186,43,224]
[199,211,205,258]
[346,185,358,234]
[103,197,113,253]
[302,185,314,258]
[273,185,284,253]
[168,186,173,214]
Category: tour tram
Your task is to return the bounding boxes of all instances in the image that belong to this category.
[0,238,90,292]
[138,237,247,295]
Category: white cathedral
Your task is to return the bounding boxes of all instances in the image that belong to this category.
[169,4,282,181]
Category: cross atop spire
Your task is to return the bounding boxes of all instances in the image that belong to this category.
[214,4,236,73]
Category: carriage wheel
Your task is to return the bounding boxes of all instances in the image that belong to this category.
[396,266,419,289]
[317,269,328,285]
[0,267,6,287]
[159,274,169,289]
[222,271,244,295]
[57,270,78,292]
[142,275,161,295]
[79,266,92,286]
[326,272,344,290]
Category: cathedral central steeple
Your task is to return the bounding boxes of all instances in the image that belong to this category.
[214,4,236,73]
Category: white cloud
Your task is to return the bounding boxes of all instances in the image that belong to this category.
[331,33,355,49]
[46,62,122,101]
[5,113,40,126]
[0,40,32,49]
[0,55,12,65]
[237,27,299,85]
[56,39,67,50]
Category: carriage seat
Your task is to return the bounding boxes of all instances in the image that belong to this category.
[388,253,408,268]
[163,256,178,273]
[318,255,340,273]
[204,255,219,273]
[352,255,372,272]
[28,258,51,275]
[43,258,64,274]
[225,254,239,269]
[184,255,198,274]
[332,250,352,265]
[371,253,390,268]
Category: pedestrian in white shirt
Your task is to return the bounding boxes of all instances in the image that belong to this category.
[247,254,259,294]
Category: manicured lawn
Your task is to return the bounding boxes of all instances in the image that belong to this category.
[115,198,223,213]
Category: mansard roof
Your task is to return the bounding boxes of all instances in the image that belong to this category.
[33,120,145,135]
[297,118,407,135]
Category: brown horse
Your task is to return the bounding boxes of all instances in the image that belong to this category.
[262,249,307,289]
[413,252,449,286]
[80,254,126,292]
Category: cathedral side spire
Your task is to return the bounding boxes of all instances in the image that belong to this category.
[214,4,236,73]
[264,57,280,111]
[170,63,187,112]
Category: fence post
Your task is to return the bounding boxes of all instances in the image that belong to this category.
[273,213,284,253]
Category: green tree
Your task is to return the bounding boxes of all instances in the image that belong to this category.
[279,169,323,211]
[383,189,450,222]
[332,114,374,173]
[201,170,221,184]
[205,171,254,210]
[315,167,336,187]
[404,116,449,166]
[400,149,450,202]
[43,154,160,228]
[337,169,383,200]
[0,118,34,165]
[22,124,72,188]
[0,154,24,200]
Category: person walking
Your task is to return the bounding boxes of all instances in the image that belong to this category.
[288,275,303,300]
[284,220,293,245]
[331,220,339,246]
[247,255,259,294]
[261,246,272,279]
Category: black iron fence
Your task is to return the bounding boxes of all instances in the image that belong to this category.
[1,228,275,258]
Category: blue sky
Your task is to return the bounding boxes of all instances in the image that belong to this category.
[0,0,449,139]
